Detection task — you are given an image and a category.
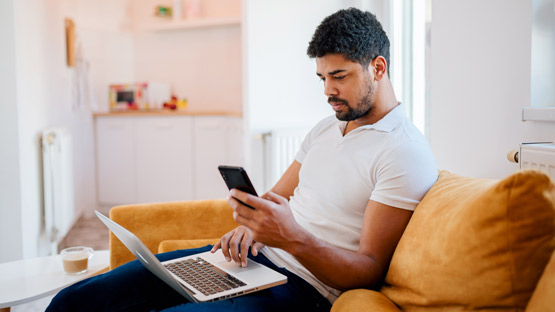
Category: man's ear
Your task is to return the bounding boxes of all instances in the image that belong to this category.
[371,56,387,81]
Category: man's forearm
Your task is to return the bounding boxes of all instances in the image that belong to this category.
[285,230,385,291]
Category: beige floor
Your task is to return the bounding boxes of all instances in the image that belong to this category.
[57,207,111,252]
[11,208,111,311]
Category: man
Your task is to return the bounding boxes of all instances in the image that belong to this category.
[47,8,437,312]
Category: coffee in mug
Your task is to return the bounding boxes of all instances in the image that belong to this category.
[61,246,94,274]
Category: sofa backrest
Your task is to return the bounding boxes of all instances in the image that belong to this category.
[380,170,555,311]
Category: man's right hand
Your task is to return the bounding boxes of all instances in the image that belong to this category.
[210,226,265,267]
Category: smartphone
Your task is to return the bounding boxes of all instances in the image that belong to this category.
[218,165,258,209]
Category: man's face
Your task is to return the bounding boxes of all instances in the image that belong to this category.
[316,54,374,121]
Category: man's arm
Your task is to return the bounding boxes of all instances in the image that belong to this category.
[291,200,411,290]
[269,160,301,199]
[229,190,412,291]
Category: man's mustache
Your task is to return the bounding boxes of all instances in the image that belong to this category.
[328,97,349,105]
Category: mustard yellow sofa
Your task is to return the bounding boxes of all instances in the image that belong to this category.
[109,170,555,311]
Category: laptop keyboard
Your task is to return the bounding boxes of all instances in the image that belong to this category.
[165,257,247,296]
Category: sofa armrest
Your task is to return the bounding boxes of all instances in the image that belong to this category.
[109,199,238,269]
[331,289,401,312]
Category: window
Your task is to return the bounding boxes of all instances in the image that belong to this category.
[524,0,555,121]
[391,0,431,135]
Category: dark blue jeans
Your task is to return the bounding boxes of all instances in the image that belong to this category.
[46,245,331,311]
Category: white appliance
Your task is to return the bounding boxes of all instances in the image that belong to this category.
[519,143,555,180]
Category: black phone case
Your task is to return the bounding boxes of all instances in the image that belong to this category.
[218,165,258,197]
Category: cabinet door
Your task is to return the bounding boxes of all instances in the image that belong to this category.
[193,117,243,200]
[135,116,194,203]
[96,118,136,204]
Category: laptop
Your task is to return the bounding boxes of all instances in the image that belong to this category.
[95,211,287,303]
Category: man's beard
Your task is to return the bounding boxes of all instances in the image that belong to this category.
[330,82,374,121]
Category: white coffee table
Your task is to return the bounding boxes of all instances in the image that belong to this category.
[0,250,109,311]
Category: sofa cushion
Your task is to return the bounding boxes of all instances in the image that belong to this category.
[381,170,555,311]
[158,239,219,253]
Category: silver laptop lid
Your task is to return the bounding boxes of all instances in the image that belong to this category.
[95,211,198,303]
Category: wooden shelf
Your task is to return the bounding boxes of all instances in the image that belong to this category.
[136,16,241,32]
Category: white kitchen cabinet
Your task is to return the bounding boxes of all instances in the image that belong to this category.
[95,114,243,205]
[96,118,136,204]
[135,117,194,203]
[192,117,244,199]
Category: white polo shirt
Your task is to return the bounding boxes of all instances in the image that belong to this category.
[261,104,438,303]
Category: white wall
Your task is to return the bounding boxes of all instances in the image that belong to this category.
[133,28,242,112]
[0,0,119,262]
[0,0,23,262]
[16,0,101,258]
[130,0,242,113]
[430,0,555,179]
[245,0,337,133]
[62,0,135,112]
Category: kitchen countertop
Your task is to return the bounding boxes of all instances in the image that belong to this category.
[93,110,242,118]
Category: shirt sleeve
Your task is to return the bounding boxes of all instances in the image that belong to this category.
[295,134,311,164]
[295,116,334,164]
[370,140,438,210]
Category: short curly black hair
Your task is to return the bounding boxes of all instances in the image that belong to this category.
[307,8,390,74]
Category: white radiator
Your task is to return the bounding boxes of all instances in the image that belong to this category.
[42,127,74,254]
[519,143,555,180]
[257,128,308,191]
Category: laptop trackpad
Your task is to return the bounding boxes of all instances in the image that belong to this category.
[216,261,259,273]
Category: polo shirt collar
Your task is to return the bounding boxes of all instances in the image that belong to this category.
[369,103,404,132]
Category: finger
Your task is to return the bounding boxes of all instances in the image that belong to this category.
[263,191,289,205]
[211,239,221,253]
[233,212,258,231]
[231,205,258,230]
[228,194,252,215]
[260,192,272,201]
[230,189,272,212]
[240,239,250,268]
[251,242,265,256]
[220,233,232,261]
[229,230,244,264]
